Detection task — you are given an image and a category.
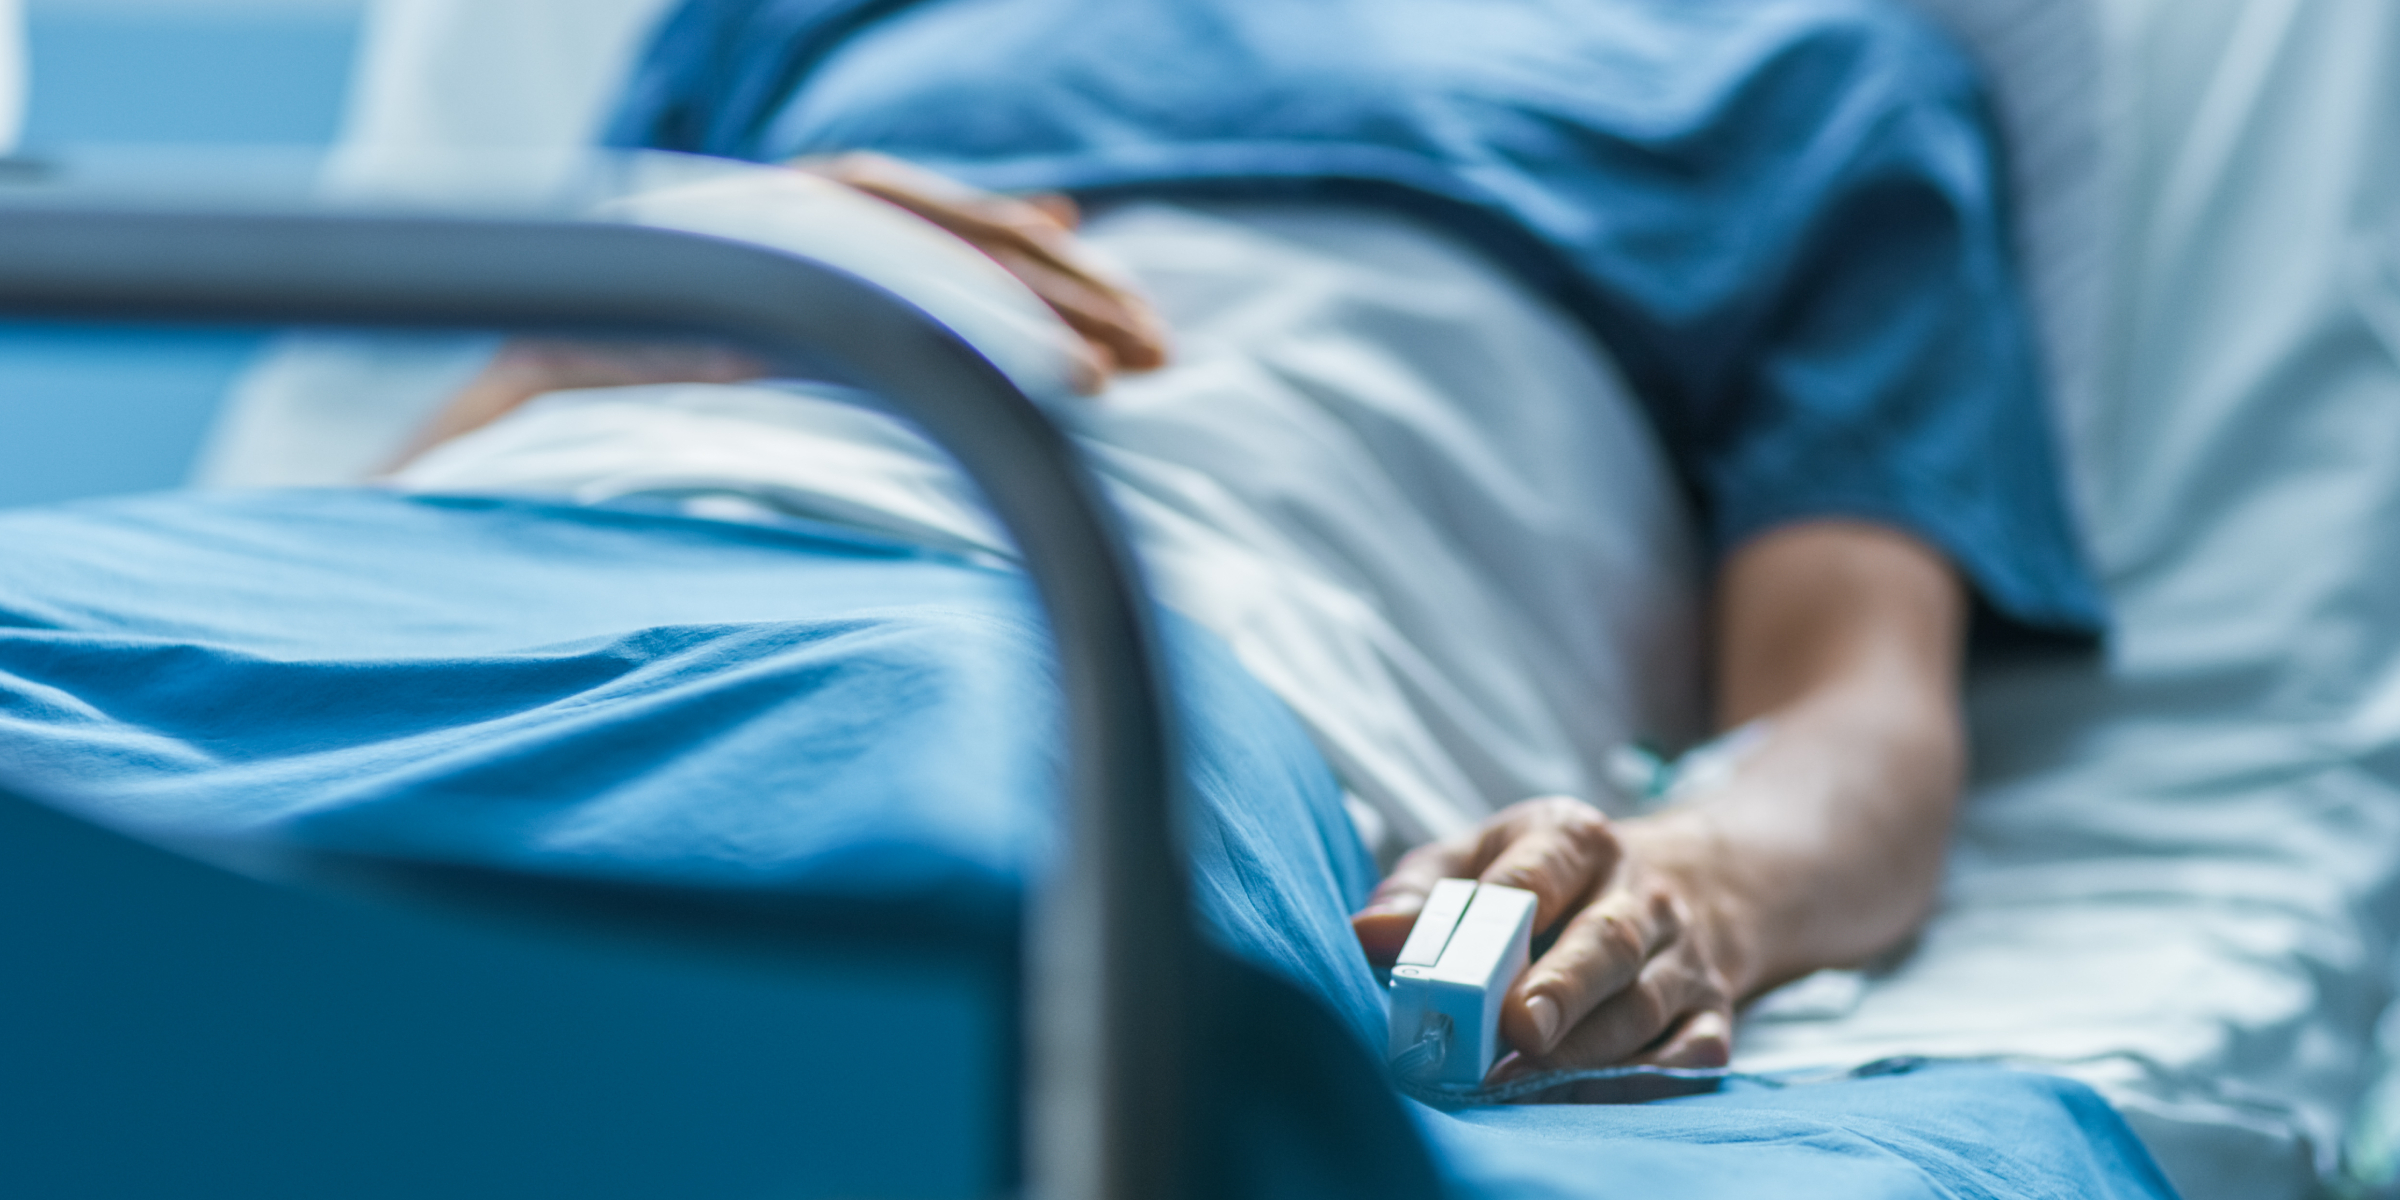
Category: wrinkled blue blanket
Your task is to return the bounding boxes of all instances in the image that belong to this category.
[0,489,2175,1198]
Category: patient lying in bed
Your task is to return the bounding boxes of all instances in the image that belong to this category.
[0,0,2206,1193]
[385,0,2104,1090]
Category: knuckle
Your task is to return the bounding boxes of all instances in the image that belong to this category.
[1485,847,1557,890]
[1555,806,1620,862]
[1557,802,1610,836]
[1588,910,1646,963]
[1538,795,1602,829]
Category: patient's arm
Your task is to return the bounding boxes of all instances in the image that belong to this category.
[1353,520,1965,1077]
[388,157,1169,471]
[388,339,762,469]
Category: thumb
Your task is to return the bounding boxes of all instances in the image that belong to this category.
[1351,838,1473,962]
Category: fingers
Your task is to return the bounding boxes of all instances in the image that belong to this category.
[1026,192,1082,230]
[1473,797,1620,932]
[1639,1009,1733,1070]
[793,151,999,218]
[1351,835,1480,961]
[1361,801,1744,1087]
[1511,942,1733,1074]
[1502,885,1677,1055]
[794,153,1170,387]
[972,244,1169,379]
[1351,796,1620,964]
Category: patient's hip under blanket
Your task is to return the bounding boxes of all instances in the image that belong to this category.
[0,487,2173,1199]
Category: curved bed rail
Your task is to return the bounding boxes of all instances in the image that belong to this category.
[0,207,1186,1200]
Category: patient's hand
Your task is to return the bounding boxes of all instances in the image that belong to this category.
[794,152,1171,393]
[1352,521,1969,1094]
[1354,797,1747,1076]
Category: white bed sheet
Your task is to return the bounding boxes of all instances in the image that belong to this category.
[390,196,1706,861]
[1739,4,2400,1199]
[183,0,2400,1196]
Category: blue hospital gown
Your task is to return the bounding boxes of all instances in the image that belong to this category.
[611,0,2108,643]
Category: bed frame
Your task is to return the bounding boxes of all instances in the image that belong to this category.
[0,203,1244,1199]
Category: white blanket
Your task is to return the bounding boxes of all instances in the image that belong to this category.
[395,198,1706,857]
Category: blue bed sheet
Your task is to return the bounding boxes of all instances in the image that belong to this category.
[0,488,2177,1199]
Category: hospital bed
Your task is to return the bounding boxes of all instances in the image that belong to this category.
[0,142,2179,1200]
[4,0,2400,1197]
[0,147,1437,1199]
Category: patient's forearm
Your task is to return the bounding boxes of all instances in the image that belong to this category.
[1648,520,1965,998]
[385,351,555,470]
[385,340,764,473]
[1358,519,1967,1074]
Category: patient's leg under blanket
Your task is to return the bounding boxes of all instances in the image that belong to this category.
[0,488,2175,1199]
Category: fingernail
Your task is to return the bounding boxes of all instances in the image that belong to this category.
[1525,994,1560,1048]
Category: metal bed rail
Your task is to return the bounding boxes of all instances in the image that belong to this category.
[0,206,1188,1200]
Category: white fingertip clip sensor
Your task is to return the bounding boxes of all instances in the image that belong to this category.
[1386,879,1538,1088]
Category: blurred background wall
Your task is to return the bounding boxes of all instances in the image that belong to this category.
[0,0,364,508]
